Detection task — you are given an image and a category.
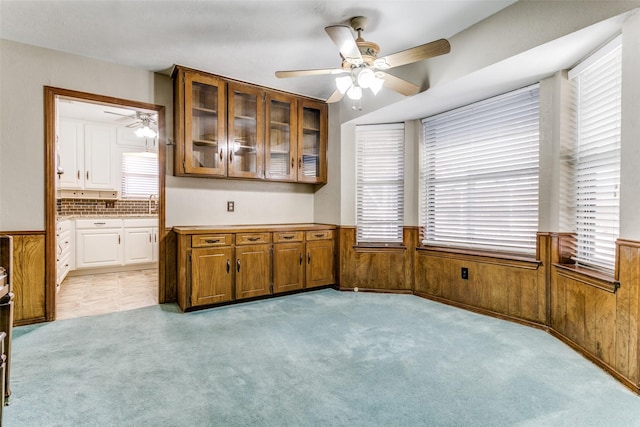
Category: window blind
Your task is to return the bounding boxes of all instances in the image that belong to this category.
[121,152,158,199]
[567,36,621,272]
[356,123,405,244]
[420,85,540,254]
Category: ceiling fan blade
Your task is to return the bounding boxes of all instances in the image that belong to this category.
[325,25,363,64]
[104,110,136,119]
[378,72,421,96]
[326,88,345,104]
[275,68,346,78]
[126,121,142,128]
[377,39,451,69]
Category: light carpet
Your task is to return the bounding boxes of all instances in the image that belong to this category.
[5,289,640,426]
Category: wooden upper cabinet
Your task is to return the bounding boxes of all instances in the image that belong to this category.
[297,99,328,184]
[173,66,327,184]
[176,70,227,176]
[265,91,297,181]
[228,82,265,179]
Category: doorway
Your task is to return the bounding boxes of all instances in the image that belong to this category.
[44,87,166,321]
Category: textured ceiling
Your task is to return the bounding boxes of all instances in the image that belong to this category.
[0,0,517,101]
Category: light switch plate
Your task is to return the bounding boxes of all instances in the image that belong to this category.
[227,201,234,212]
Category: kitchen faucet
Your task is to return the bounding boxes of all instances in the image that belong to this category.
[148,194,157,215]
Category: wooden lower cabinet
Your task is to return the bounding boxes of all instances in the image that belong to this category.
[175,224,335,311]
[235,244,271,299]
[191,247,234,306]
[273,242,304,293]
[306,239,335,288]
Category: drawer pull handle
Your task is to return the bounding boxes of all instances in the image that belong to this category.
[283,235,294,240]
[205,239,220,244]
[314,233,325,238]
[247,237,260,242]
[94,222,106,225]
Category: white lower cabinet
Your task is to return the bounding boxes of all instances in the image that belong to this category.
[73,218,158,270]
[75,219,123,268]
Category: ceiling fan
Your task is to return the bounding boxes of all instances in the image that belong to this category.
[104,110,158,138]
[275,16,450,104]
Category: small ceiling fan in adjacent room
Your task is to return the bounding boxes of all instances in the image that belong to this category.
[275,16,450,107]
[104,110,158,138]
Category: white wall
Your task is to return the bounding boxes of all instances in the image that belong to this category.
[0,39,156,230]
[0,39,320,231]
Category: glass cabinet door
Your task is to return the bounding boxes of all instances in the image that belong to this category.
[184,73,226,176]
[297,99,328,183]
[265,92,297,181]
[227,83,264,178]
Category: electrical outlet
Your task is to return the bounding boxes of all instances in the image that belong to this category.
[105,200,115,208]
[227,201,234,212]
[461,267,469,280]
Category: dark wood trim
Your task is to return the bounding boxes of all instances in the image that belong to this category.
[14,317,47,327]
[44,86,167,319]
[416,246,541,270]
[0,231,45,236]
[548,329,639,395]
[339,287,414,295]
[553,263,619,293]
[353,246,407,254]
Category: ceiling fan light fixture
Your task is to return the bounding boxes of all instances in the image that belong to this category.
[356,67,376,89]
[335,75,353,94]
[346,85,362,100]
[370,77,384,95]
[373,58,390,69]
[135,126,157,139]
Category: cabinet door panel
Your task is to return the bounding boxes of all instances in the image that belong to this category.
[191,247,234,306]
[76,229,122,268]
[306,239,335,288]
[265,92,297,181]
[297,99,327,184]
[124,228,154,264]
[183,73,227,176]
[228,83,264,179]
[84,124,116,190]
[273,243,304,293]
[58,119,83,189]
[235,244,271,299]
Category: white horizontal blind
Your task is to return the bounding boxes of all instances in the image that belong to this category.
[121,152,158,199]
[568,37,621,272]
[356,123,405,244]
[421,85,540,254]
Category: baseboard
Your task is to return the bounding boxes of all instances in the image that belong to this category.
[339,286,413,295]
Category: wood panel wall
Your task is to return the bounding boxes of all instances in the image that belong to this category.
[549,235,640,392]
[414,240,546,326]
[338,227,416,293]
[0,232,46,325]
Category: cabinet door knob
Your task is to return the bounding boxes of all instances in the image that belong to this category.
[307,253,311,264]
[149,233,152,243]
[226,259,230,274]
[86,170,89,180]
[237,259,241,272]
[299,253,303,265]
[77,170,80,180]
[291,157,294,169]
[219,149,223,162]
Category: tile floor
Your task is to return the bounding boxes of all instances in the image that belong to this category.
[56,268,158,320]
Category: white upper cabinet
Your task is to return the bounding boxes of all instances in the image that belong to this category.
[58,119,117,191]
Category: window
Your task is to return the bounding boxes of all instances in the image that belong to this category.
[420,85,540,254]
[121,152,158,199]
[566,36,621,272]
[356,123,405,245]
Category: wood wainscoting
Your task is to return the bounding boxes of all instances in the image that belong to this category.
[0,231,46,325]
[549,234,640,393]
[338,226,417,293]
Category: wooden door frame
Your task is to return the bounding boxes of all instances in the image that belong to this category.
[44,86,167,321]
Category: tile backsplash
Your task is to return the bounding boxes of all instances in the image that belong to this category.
[58,198,157,217]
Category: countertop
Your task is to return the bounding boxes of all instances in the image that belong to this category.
[172,223,336,235]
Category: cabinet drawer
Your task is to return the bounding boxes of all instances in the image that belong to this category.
[75,218,123,229]
[273,231,303,243]
[236,232,271,245]
[305,230,334,241]
[192,234,233,248]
